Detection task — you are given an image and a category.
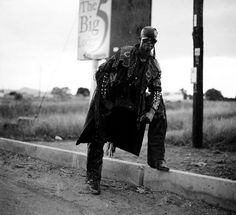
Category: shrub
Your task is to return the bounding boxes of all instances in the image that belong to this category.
[205,88,224,101]
[0,98,34,118]
[76,87,90,97]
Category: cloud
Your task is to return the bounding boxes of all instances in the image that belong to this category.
[0,0,78,53]
[0,0,235,98]
[160,56,236,98]
[153,0,236,58]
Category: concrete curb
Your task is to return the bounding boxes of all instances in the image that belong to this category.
[0,138,143,186]
[144,167,236,212]
[0,137,235,211]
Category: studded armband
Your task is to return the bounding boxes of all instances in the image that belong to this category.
[152,91,161,111]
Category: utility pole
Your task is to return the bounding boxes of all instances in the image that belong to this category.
[192,0,204,148]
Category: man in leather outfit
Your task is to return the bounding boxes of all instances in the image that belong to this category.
[76,26,169,195]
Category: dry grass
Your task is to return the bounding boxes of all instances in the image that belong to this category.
[0,97,235,151]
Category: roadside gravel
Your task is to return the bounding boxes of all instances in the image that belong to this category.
[0,149,233,215]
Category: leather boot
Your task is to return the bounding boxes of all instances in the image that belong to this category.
[85,178,101,195]
[156,161,169,172]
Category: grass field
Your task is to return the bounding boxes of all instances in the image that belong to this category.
[0,96,235,152]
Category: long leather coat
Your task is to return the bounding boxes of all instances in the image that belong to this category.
[76,44,163,156]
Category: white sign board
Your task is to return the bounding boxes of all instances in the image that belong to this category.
[78,0,112,60]
[191,67,197,84]
[194,48,200,56]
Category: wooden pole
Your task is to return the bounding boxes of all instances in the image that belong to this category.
[192,0,204,148]
[90,59,99,102]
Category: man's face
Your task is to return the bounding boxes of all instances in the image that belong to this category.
[140,37,157,52]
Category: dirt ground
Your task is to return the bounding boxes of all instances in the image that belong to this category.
[33,139,236,181]
[0,149,234,215]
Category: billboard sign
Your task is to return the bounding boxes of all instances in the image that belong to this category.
[109,0,151,56]
[78,0,112,60]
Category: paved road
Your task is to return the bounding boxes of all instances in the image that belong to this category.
[0,149,232,215]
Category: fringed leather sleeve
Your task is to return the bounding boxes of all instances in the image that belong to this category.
[148,59,162,111]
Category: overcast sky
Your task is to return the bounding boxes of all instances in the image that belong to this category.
[0,0,236,97]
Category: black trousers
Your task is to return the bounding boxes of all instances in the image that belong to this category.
[86,110,167,181]
[86,141,104,181]
[147,110,167,168]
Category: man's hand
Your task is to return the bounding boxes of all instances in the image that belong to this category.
[140,108,155,123]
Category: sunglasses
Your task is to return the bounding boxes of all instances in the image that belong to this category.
[142,38,157,44]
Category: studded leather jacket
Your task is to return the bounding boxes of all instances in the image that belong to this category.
[94,44,162,127]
